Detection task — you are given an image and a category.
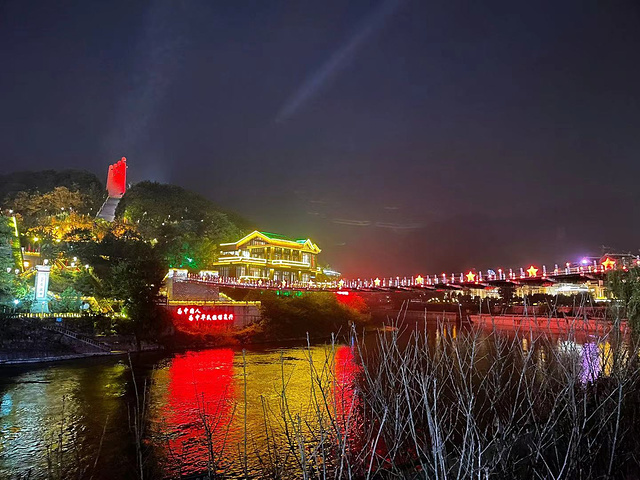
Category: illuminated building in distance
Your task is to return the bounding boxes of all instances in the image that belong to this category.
[212,231,332,283]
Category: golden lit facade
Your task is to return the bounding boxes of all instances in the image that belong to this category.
[212,231,324,283]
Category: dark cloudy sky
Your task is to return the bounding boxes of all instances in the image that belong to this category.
[1,0,639,277]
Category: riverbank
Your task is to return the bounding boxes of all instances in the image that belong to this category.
[1,289,375,365]
[1,295,386,366]
[0,318,379,367]
[0,321,354,367]
[0,316,164,365]
[0,350,125,365]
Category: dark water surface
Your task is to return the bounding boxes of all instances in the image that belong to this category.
[0,324,621,479]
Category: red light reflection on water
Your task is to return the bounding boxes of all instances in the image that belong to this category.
[333,345,364,447]
[161,349,236,474]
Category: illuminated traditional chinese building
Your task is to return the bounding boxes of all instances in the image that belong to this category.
[212,231,329,283]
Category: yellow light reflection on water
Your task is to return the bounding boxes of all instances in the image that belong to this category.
[600,342,613,377]
[0,360,128,478]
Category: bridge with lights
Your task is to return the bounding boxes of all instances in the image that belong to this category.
[170,255,632,294]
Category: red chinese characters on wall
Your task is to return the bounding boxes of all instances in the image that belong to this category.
[170,305,235,332]
[174,306,235,322]
[106,157,127,198]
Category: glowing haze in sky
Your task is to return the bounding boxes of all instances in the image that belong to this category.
[1,0,639,276]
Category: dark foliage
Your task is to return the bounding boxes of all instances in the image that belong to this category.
[249,291,369,341]
[0,169,104,212]
[72,232,169,347]
[116,181,252,269]
[608,267,640,333]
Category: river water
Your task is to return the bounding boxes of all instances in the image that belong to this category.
[0,324,623,479]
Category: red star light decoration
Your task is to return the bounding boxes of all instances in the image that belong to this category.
[602,257,616,270]
[527,265,539,277]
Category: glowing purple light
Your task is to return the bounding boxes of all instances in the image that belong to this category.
[581,343,601,384]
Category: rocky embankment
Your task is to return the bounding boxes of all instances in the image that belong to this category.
[0,317,161,365]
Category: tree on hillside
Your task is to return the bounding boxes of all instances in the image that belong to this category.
[0,169,104,212]
[0,216,30,311]
[11,187,91,227]
[50,287,82,313]
[116,181,253,268]
[0,218,17,307]
[73,232,168,348]
[10,185,108,265]
[161,233,219,269]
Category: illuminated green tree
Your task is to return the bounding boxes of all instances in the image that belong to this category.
[50,287,82,313]
[0,219,16,304]
[0,216,27,311]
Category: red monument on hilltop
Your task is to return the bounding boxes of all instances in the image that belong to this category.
[97,156,128,222]
[106,156,127,198]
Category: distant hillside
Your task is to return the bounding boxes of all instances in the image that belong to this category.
[116,181,254,268]
[0,169,104,211]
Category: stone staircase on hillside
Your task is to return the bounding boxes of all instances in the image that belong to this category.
[43,324,112,352]
[96,196,121,222]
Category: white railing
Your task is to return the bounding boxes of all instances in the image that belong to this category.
[270,259,311,267]
[217,256,267,264]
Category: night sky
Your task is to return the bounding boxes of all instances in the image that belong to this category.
[1,0,639,277]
